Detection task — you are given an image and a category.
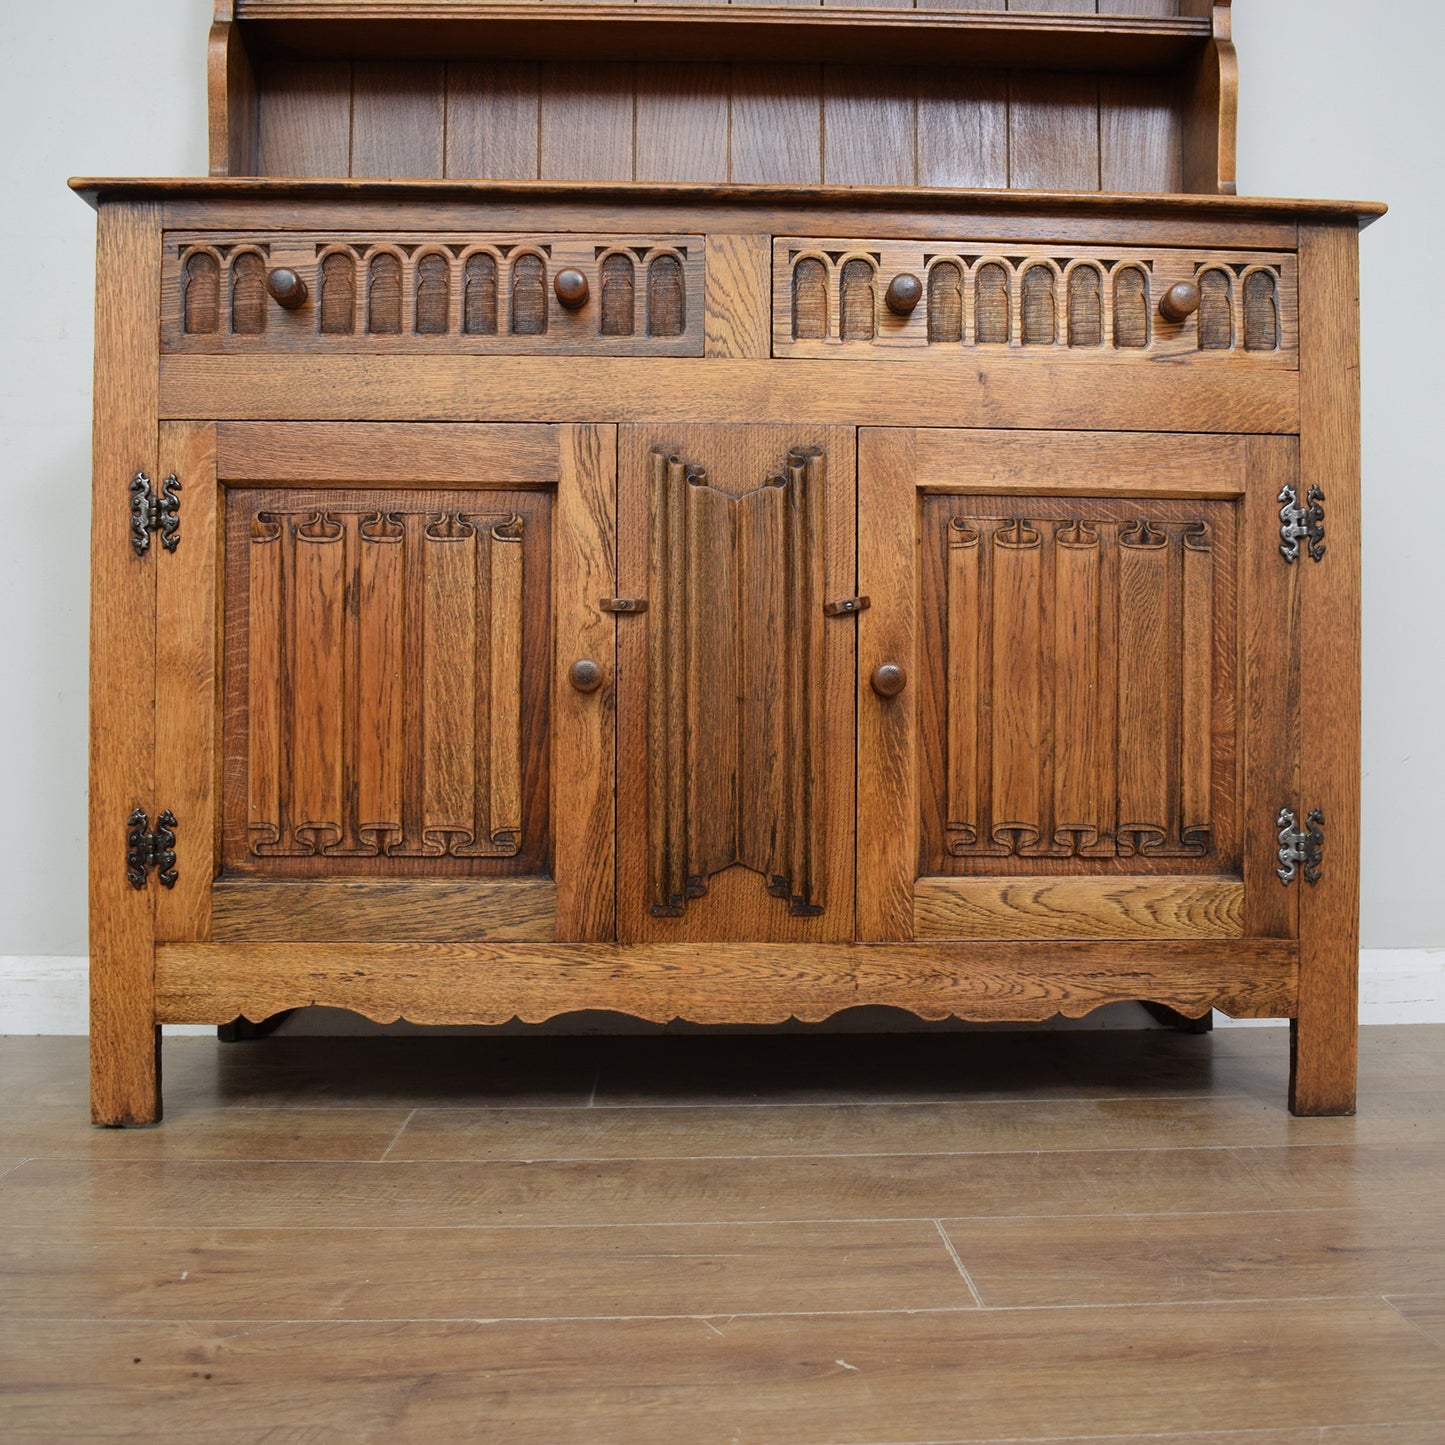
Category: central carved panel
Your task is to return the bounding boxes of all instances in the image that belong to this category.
[646,445,826,919]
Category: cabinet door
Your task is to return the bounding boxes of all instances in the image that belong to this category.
[616,425,856,943]
[153,422,615,945]
[858,429,1298,945]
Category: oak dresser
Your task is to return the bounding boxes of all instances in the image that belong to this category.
[78,0,1381,1122]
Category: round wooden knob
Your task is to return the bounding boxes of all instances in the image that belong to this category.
[1158,281,1202,323]
[568,659,604,693]
[265,267,309,309]
[870,664,907,698]
[554,269,589,310]
[885,273,923,316]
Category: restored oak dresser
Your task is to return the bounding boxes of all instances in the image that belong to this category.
[79,0,1381,1123]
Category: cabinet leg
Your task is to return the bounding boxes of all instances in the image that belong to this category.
[90,1012,162,1127]
[1289,1007,1357,1117]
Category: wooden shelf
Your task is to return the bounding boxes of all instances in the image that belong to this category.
[233,3,1214,70]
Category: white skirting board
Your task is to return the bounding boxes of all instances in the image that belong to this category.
[2,950,1442,1036]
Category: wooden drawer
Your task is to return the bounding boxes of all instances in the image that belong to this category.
[164,232,704,356]
[773,237,1298,366]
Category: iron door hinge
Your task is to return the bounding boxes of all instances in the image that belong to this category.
[130,471,181,557]
[1276,806,1324,886]
[126,808,178,890]
[1278,482,1325,563]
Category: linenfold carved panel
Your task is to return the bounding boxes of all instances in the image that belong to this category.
[223,489,551,877]
[164,233,703,355]
[774,238,1296,365]
[646,446,827,920]
[920,495,1240,877]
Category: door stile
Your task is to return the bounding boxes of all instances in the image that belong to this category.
[554,423,618,942]
[90,201,164,1125]
[154,422,221,944]
[857,428,918,942]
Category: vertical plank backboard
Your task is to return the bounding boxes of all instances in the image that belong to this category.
[1291,223,1362,1116]
[732,65,822,185]
[351,62,446,178]
[446,62,541,180]
[255,61,351,177]
[823,67,917,186]
[1100,75,1184,193]
[1009,72,1101,191]
[918,70,1009,189]
[635,64,729,182]
[540,64,635,181]
[90,202,162,1125]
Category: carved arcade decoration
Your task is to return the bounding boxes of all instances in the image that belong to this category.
[646,446,827,920]
[924,496,1238,874]
[775,240,1295,363]
[225,493,540,876]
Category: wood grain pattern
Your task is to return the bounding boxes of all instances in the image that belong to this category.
[1100,73,1183,192]
[730,64,822,185]
[89,202,162,1126]
[210,878,557,942]
[445,61,540,180]
[616,426,855,943]
[857,428,917,941]
[539,63,635,181]
[350,61,446,179]
[1291,223,1362,1117]
[152,939,1297,1025]
[823,66,916,186]
[634,63,728,183]
[917,68,1008,188]
[703,233,770,359]
[215,422,560,485]
[1009,71,1099,190]
[254,60,352,177]
[914,876,1244,941]
[208,17,258,177]
[153,424,220,945]
[553,425,618,942]
[160,355,1301,435]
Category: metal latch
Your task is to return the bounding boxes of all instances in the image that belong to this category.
[599,597,648,614]
[823,595,871,617]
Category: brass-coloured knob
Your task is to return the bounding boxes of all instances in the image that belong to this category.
[554,269,590,310]
[266,267,309,309]
[1158,281,1202,323]
[885,272,923,317]
[870,663,907,698]
[568,658,604,692]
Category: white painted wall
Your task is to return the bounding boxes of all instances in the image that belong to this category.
[0,1,1440,1031]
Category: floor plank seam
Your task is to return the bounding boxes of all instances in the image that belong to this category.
[1381,1294,1445,1355]
[1,1295,1412,1326]
[932,1219,986,1308]
[376,1108,417,1162]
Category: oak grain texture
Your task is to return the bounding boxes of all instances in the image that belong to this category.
[153,423,221,945]
[1291,223,1363,1117]
[152,938,1296,1026]
[210,878,557,942]
[350,61,446,179]
[553,425,617,942]
[444,61,541,181]
[913,876,1245,941]
[89,202,162,1126]
[253,59,352,177]
[703,233,771,359]
[160,355,1301,435]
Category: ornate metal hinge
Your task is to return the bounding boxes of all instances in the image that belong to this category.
[1276,806,1324,886]
[823,595,871,617]
[130,471,181,557]
[126,808,178,890]
[1278,482,1325,563]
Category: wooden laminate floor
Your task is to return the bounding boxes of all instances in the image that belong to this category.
[2,1025,1444,1443]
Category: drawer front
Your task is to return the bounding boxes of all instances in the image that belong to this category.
[165,232,704,356]
[774,237,1297,366]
